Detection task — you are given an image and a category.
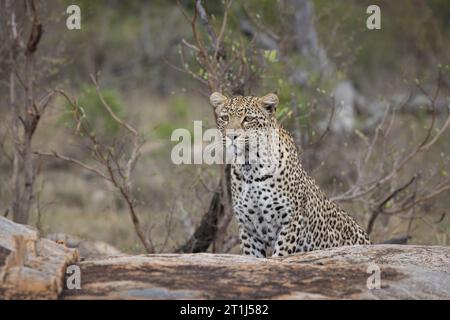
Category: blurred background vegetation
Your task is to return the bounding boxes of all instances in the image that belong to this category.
[0,0,449,254]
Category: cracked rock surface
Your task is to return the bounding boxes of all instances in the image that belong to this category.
[1,216,449,299]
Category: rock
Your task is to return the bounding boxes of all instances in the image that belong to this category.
[63,245,450,300]
[46,233,125,260]
[1,216,449,300]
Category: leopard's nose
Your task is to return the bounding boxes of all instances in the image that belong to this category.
[226,132,240,141]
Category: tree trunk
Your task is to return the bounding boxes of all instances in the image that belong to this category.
[176,187,223,253]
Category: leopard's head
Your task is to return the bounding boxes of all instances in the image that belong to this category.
[209,92,279,163]
[210,92,279,131]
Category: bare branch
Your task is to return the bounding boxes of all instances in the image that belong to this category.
[41,89,155,253]
[214,0,232,60]
[34,151,111,182]
[367,175,417,234]
[90,74,139,137]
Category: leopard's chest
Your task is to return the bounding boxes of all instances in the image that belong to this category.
[231,166,292,243]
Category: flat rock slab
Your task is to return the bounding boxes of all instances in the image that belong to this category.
[2,216,449,300]
[62,245,450,300]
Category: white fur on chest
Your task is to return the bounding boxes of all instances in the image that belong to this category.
[232,165,292,244]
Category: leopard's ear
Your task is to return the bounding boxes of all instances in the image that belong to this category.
[209,92,228,112]
[258,93,279,115]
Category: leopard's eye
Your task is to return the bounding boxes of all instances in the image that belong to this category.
[219,115,229,122]
[243,115,254,123]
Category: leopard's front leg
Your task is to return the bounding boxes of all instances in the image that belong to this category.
[272,221,304,257]
[239,227,267,258]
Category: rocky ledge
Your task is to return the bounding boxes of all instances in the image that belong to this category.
[1,216,449,299]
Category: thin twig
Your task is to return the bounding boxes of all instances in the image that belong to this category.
[34,151,111,181]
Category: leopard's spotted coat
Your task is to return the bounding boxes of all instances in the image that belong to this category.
[210,92,371,257]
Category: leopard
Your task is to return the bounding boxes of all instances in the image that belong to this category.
[209,91,371,258]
